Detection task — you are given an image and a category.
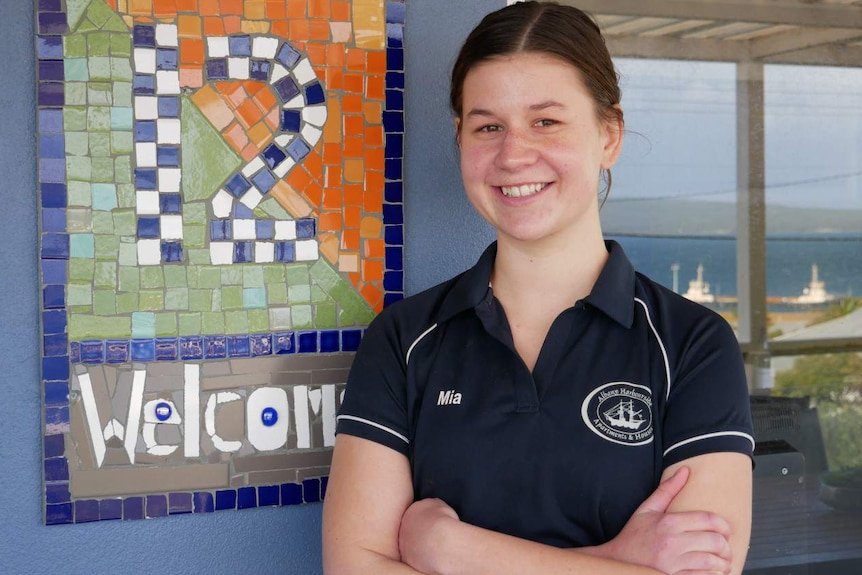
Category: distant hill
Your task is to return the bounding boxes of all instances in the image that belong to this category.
[600,199,862,236]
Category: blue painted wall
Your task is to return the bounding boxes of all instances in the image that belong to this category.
[0,0,500,572]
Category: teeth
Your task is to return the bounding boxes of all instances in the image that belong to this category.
[500,183,545,198]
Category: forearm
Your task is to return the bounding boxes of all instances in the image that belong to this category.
[323,547,426,575]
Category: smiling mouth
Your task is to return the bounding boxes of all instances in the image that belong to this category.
[499,183,549,198]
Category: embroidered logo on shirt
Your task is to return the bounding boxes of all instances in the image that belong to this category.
[581,382,654,446]
[437,389,462,406]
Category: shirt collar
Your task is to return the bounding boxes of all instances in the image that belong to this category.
[436,242,497,323]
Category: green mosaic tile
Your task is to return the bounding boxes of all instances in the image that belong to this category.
[69,258,95,282]
[66,156,92,181]
[243,266,264,288]
[165,287,189,310]
[67,283,92,306]
[256,198,290,220]
[88,57,112,82]
[187,248,211,265]
[291,305,313,329]
[288,284,311,304]
[118,242,137,266]
[70,315,131,340]
[309,259,340,292]
[92,182,118,209]
[116,292,139,314]
[63,107,87,131]
[66,208,92,232]
[338,289,375,325]
[200,312,224,334]
[155,312,178,336]
[67,305,93,314]
[225,311,249,334]
[178,312,203,336]
[285,264,311,286]
[113,82,132,107]
[94,234,120,260]
[247,309,269,333]
[196,267,222,289]
[87,31,111,57]
[109,33,131,57]
[89,131,110,157]
[315,302,337,328]
[65,58,89,81]
[64,33,87,58]
[164,266,187,288]
[184,201,206,222]
[70,233,95,258]
[91,212,114,234]
[118,267,139,293]
[243,287,266,309]
[211,289,221,311]
[221,286,243,310]
[311,285,328,303]
[132,312,155,338]
[87,106,111,131]
[75,17,98,34]
[183,225,205,249]
[117,183,135,208]
[93,261,117,289]
[93,290,116,316]
[102,13,129,34]
[90,157,115,182]
[139,290,165,311]
[110,106,133,130]
[114,155,132,183]
[181,96,242,201]
[87,83,112,106]
[65,82,87,106]
[110,57,133,81]
[269,307,291,330]
[86,0,115,28]
[68,180,90,205]
[188,289,212,312]
[266,283,287,305]
[65,132,89,157]
[140,267,165,289]
[262,264,285,285]
[221,267,242,285]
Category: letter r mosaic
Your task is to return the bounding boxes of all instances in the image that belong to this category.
[36,0,405,524]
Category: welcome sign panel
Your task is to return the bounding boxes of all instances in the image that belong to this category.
[36,0,405,524]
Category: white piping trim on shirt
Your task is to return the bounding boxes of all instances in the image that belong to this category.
[633,297,672,400]
[663,431,756,457]
[406,323,438,366]
[336,415,410,444]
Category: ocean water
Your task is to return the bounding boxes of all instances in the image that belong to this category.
[608,234,862,301]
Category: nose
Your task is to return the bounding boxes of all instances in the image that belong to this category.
[495,128,538,171]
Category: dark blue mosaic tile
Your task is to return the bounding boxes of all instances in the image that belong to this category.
[155,337,178,361]
[41,183,66,208]
[41,283,65,308]
[384,292,404,307]
[135,168,158,190]
[297,331,318,353]
[100,498,123,520]
[39,59,65,81]
[287,138,310,161]
[44,457,69,482]
[384,271,404,292]
[274,76,300,102]
[123,496,144,520]
[320,330,339,353]
[387,30,403,48]
[69,341,80,363]
[39,109,63,133]
[37,35,64,58]
[206,58,228,80]
[281,482,302,506]
[193,492,214,513]
[135,120,156,142]
[385,158,402,181]
[384,182,403,204]
[385,133,403,159]
[276,43,301,68]
[385,89,404,112]
[382,111,403,133]
[43,333,68,357]
[46,503,73,525]
[38,12,67,35]
[146,495,168,518]
[321,476,329,499]
[156,48,178,70]
[75,499,100,523]
[250,59,270,81]
[227,335,250,357]
[386,71,405,90]
[262,144,287,169]
[304,81,325,105]
[159,191,182,212]
[45,481,70,505]
[44,433,65,458]
[40,134,65,160]
[39,158,66,184]
[210,219,231,241]
[215,489,236,511]
[41,233,70,259]
[131,339,156,362]
[157,96,180,118]
[386,1,406,24]
[233,241,253,263]
[385,246,403,271]
[250,333,272,356]
[258,485,279,507]
[387,47,404,71]
[43,356,70,381]
[42,260,66,284]
[384,224,403,246]
[38,82,64,106]
[225,173,252,197]
[204,335,227,359]
[237,486,257,509]
[106,340,130,363]
[169,492,193,514]
[281,110,301,132]
[296,218,316,239]
[80,340,105,364]
[251,168,276,193]
[161,241,183,263]
[45,381,69,407]
[341,329,362,352]
[383,203,403,225]
[133,74,156,95]
[42,309,67,335]
[302,478,321,503]
[45,405,69,427]
[229,35,251,56]
[39,0,62,10]
[180,336,204,360]
[133,25,155,47]
[255,219,274,240]
[275,241,295,263]
[274,332,295,354]
[233,202,253,219]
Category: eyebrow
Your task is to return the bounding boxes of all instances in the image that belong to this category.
[464,100,566,118]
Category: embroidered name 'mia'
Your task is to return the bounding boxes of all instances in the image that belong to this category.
[437,390,462,405]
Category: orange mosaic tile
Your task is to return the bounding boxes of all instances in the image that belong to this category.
[180,68,203,88]
[289,19,311,41]
[310,20,331,41]
[153,0,178,19]
[332,0,350,21]
[363,189,383,214]
[286,165,313,193]
[270,21,289,37]
[362,259,384,283]
[322,188,342,211]
[323,143,341,166]
[325,66,343,90]
[180,38,205,64]
[305,43,326,68]
[304,180,324,206]
[264,107,280,131]
[270,180,314,218]
[360,283,384,312]
[176,0,198,11]
[360,215,382,239]
[252,86,277,113]
[342,136,363,159]
[303,151,324,180]
[365,75,385,100]
[366,146,384,170]
[324,166,342,188]
[363,101,382,124]
[343,115,364,138]
[246,122,273,149]
[341,229,360,251]
[343,159,364,184]
[318,212,342,233]
[241,21,270,34]
[177,15,202,38]
[128,0,154,17]
[309,0,331,18]
[191,85,234,130]
[342,94,362,114]
[323,100,342,143]
[203,16,225,35]
[326,43,345,67]
[198,0,219,16]
[365,171,384,195]
[346,48,365,72]
[318,233,339,265]
[343,73,364,94]
[343,205,361,229]
[240,142,259,161]
[367,50,387,74]
[236,98,264,129]
[223,122,250,153]
[364,238,386,259]
[224,15,242,33]
[220,0,243,15]
[338,253,359,273]
[287,0,306,18]
[364,125,383,147]
[352,0,386,50]
[265,1,287,19]
[344,184,364,206]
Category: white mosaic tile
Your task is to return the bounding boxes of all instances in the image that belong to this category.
[254,241,275,263]
[274,220,297,240]
[184,365,201,458]
[134,96,159,120]
[322,384,337,447]
[155,24,178,47]
[241,156,266,177]
[302,105,327,127]
[331,22,352,44]
[301,125,322,147]
[160,214,184,240]
[209,241,233,265]
[308,388,322,415]
[156,70,180,95]
[252,37,279,59]
[133,48,156,74]
[227,57,250,80]
[135,142,157,167]
[156,118,182,144]
[137,238,162,265]
[158,168,182,192]
[272,156,296,178]
[293,385,311,449]
[239,187,263,210]
[283,94,305,109]
[205,392,242,452]
[233,219,256,240]
[270,63,289,84]
[211,189,233,218]
[293,59,316,85]
[246,388,289,451]
[207,36,230,58]
[296,239,320,261]
[274,134,295,147]
[136,190,161,215]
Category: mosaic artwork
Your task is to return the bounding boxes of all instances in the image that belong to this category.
[36,0,405,524]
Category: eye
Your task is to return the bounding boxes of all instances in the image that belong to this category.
[535,118,558,127]
[477,124,502,133]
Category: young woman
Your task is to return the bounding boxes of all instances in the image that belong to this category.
[323,3,754,574]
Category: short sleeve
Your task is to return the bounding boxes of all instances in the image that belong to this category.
[336,310,412,456]
[662,314,755,467]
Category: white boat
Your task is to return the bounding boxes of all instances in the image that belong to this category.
[683,264,716,304]
[791,263,835,305]
[604,399,646,430]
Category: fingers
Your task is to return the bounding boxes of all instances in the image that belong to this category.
[658,510,732,539]
[636,466,690,515]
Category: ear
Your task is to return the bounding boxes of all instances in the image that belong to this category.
[600,106,624,169]
[454,117,462,146]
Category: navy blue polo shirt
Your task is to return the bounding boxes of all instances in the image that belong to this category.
[336,241,754,548]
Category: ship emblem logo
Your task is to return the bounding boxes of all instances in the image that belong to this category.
[581,382,654,446]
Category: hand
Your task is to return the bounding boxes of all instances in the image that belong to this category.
[398,498,460,575]
[584,467,733,575]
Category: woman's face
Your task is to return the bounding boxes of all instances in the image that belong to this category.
[457,52,622,247]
